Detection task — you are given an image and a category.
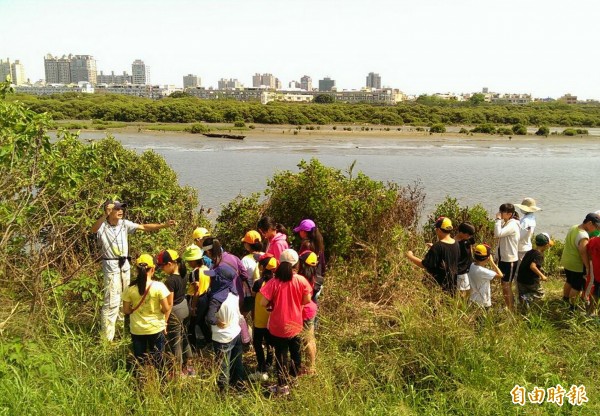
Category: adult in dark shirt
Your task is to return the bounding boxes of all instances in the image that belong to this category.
[157,249,194,376]
[407,217,460,293]
[517,233,553,306]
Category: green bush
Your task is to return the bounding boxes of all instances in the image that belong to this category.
[423,196,494,247]
[562,128,576,136]
[512,124,527,135]
[233,120,245,128]
[429,123,446,133]
[535,125,550,136]
[187,123,211,134]
[471,123,497,134]
[496,127,513,135]
[216,159,424,259]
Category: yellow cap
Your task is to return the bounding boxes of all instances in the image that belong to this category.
[136,253,155,268]
[192,227,210,240]
[241,230,262,244]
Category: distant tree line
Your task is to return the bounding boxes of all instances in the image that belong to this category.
[9,92,600,127]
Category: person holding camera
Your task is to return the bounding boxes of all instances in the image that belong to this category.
[91,199,176,342]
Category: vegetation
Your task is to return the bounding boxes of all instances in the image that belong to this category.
[2,82,600,414]
[429,123,446,133]
[536,125,550,136]
[8,91,600,128]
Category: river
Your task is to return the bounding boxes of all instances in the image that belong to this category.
[79,131,600,239]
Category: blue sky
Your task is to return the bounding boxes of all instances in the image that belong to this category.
[1,0,599,99]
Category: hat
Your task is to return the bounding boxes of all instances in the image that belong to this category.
[294,219,316,233]
[584,212,600,226]
[280,248,299,265]
[136,253,155,268]
[105,199,127,210]
[299,250,318,267]
[258,253,279,271]
[241,230,262,244]
[514,198,541,213]
[535,233,554,247]
[182,244,203,261]
[473,244,491,260]
[434,216,453,232]
[192,227,210,240]
[156,249,179,266]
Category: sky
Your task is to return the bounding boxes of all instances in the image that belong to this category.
[1,0,599,99]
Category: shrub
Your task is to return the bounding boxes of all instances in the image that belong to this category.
[429,123,446,133]
[423,196,494,248]
[562,129,576,136]
[471,123,497,134]
[496,127,513,136]
[187,123,211,134]
[459,127,469,134]
[512,124,527,135]
[216,159,424,259]
[233,120,245,128]
[535,125,550,136]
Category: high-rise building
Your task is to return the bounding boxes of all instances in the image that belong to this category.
[44,54,96,84]
[300,75,312,91]
[183,74,201,88]
[11,60,27,85]
[45,54,73,84]
[132,59,150,85]
[218,78,242,89]
[252,73,278,89]
[0,58,11,82]
[70,55,97,84]
[289,80,301,89]
[366,72,381,89]
[318,77,336,92]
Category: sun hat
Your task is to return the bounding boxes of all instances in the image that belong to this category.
[136,253,155,268]
[192,227,210,240]
[299,250,318,267]
[514,197,541,213]
[535,233,554,247]
[241,230,262,244]
[280,248,299,265]
[156,249,179,266]
[434,216,453,232]
[293,219,316,233]
[473,244,491,260]
[182,244,203,262]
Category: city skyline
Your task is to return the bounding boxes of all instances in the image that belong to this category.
[1,0,599,99]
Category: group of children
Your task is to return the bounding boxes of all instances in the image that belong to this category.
[123,216,325,395]
[407,197,561,310]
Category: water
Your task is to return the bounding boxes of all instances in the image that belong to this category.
[79,131,600,238]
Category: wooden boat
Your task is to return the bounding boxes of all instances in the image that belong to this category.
[202,133,245,140]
